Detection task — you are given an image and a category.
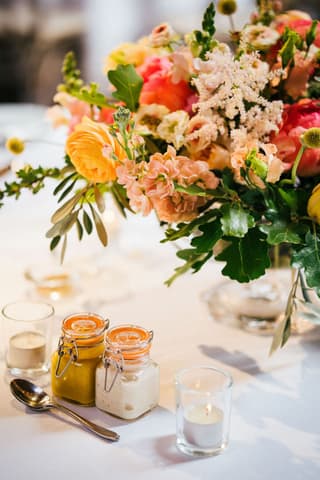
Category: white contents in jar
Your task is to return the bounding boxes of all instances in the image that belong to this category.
[8,331,46,369]
[95,361,160,420]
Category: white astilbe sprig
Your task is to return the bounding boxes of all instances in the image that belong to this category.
[193,45,283,142]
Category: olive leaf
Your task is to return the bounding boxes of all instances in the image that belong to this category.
[83,210,93,234]
[46,211,78,238]
[89,204,108,246]
[60,235,68,264]
[94,185,105,213]
[51,190,83,224]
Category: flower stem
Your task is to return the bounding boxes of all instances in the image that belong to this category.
[291,145,306,184]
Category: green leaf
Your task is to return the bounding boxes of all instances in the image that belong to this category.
[162,209,219,243]
[53,172,77,196]
[279,28,302,68]
[216,228,270,282]
[174,182,208,197]
[278,188,298,211]
[89,204,108,246]
[246,149,268,180]
[202,2,216,37]
[60,235,68,264]
[94,185,105,213]
[76,219,83,240]
[191,219,223,254]
[83,210,93,234]
[46,211,78,238]
[260,220,307,245]
[108,64,143,112]
[292,232,320,295]
[306,20,318,49]
[57,178,78,203]
[50,236,61,251]
[51,190,83,224]
[221,204,255,238]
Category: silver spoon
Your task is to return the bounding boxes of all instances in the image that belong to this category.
[10,378,119,442]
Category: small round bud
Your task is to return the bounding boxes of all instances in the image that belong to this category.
[217,0,237,16]
[301,128,320,149]
[5,137,25,155]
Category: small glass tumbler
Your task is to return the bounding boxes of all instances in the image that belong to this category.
[175,366,233,457]
[1,301,54,377]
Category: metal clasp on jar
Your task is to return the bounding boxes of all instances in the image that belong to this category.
[102,347,124,392]
[55,335,78,378]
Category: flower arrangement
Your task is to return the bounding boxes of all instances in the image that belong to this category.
[2,1,320,350]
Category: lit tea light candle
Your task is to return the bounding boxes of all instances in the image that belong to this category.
[8,331,46,369]
[183,403,224,449]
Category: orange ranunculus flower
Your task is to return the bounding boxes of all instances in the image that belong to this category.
[66,117,126,183]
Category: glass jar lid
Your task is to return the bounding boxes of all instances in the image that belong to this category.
[105,324,153,360]
[62,313,109,346]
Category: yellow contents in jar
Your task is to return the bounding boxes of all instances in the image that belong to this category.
[51,313,108,406]
[51,341,104,406]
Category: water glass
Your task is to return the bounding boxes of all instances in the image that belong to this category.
[175,366,233,457]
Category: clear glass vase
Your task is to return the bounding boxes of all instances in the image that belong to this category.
[203,267,293,335]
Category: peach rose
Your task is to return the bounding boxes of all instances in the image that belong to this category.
[66,117,126,183]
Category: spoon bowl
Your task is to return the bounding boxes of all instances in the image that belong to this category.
[10,378,119,441]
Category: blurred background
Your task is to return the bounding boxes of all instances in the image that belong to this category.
[0,0,318,106]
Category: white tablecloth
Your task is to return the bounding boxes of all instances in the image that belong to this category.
[0,108,320,479]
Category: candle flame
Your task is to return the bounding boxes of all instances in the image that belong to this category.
[205,404,212,415]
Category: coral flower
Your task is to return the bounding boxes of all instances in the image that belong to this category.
[272,100,320,177]
[138,56,195,112]
[66,117,126,183]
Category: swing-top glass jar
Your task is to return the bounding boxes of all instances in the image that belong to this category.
[95,324,160,420]
[51,313,109,405]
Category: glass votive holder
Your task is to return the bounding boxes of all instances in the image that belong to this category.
[1,301,54,378]
[24,263,77,302]
[175,366,233,457]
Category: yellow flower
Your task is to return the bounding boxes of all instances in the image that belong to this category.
[5,137,25,154]
[217,0,237,15]
[307,184,320,224]
[66,117,126,183]
[104,40,153,73]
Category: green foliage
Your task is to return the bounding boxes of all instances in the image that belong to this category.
[279,28,303,68]
[191,2,217,60]
[221,204,255,238]
[292,232,320,295]
[108,64,143,112]
[216,228,270,282]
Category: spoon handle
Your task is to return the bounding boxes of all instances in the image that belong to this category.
[51,401,119,441]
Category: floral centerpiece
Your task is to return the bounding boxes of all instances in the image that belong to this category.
[2,0,320,351]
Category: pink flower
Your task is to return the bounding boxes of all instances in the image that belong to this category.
[138,56,195,112]
[51,92,92,132]
[272,100,320,177]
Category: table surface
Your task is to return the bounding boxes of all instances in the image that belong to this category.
[0,106,320,480]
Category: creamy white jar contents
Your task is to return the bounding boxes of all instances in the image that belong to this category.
[95,361,159,419]
[8,331,46,369]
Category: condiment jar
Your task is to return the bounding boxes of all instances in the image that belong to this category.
[95,324,160,420]
[51,313,109,406]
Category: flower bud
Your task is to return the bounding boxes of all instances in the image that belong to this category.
[5,137,25,154]
[307,183,320,224]
[217,0,237,15]
[301,127,320,149]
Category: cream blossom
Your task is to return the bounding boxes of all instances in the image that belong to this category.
[157,111,189,149]
[240,25,280,51]
[135,104,169,135]
[149,23,176,48]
